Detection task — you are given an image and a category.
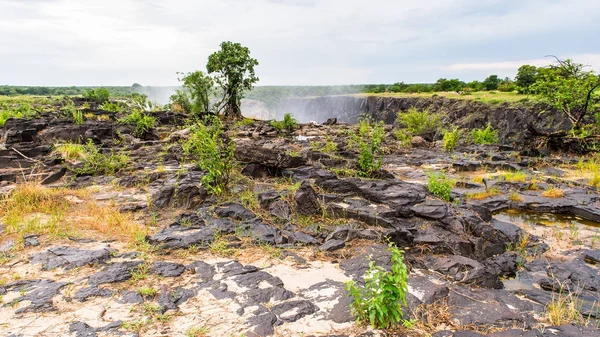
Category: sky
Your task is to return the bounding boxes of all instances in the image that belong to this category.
[1,0,599,86]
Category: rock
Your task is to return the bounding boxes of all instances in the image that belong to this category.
[428,255,503,289]
[271,300,318,322]
[147,225,217,249]
[340,245,391,279]
[324,118,337,125]
[354,179,427,216]
[583,250,600,264]
[491,219,524,243]
[148,171,207,209]
[235,144,307,169]
[287,231,319,245]
[408,273,449,305]
[88,261,143,285]
[151,261,185,277]
[31,246,113,270]
[411,136,429,148]
[241,220,285,245]
[319,239,345,252]
[69,321,97,337]
[23,235,40,247]
[294,182,321,215]
[268,199,292,220]
[215,202,257,221]
[41,167,67,185]
[0,239,15,253]
[188,261,216,283]
[73,286,114,302]
[412,199,449,220]
[247,313,277,337]
[242,163,280,178]
[157,287,197,312]
[7,279,67,313]
[119,290,144,304]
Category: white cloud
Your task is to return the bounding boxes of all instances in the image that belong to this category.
[0,0,599,85]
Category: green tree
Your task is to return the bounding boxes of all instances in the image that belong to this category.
[483,75,500,90]
[515,65,538,93]
[531,57,600,128]
[435,78,464,92]
[179,71,214,116]
[207,41,259,118]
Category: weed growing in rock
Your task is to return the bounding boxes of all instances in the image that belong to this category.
[500,170,527,182]
[546,289,583,326]
[61,101,84,125]
[270,112,298,132]
[541,188,565,198]
[118,110,157,137]
[471,123,498,144]
[183,117,235,195]
[466,187,501,200]
[442,127,461,152]
[352,119,385,177]
[346,242,408,329]
[83,88,110,104]
[73,139,131,176]
[509,191,524,202]
[137,287,157,297]
[53,142,87,160]
[185,325,210,337]
[0,103,38,127]
[397,108,441,136]
[394,129,412,147]
[101,101,125,113]
[427,172,454,201]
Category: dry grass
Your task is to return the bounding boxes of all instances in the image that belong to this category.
[499,170,528,183]
[541,188,565,198]
[360,91,532,104]
[466,187,501,200]
[509,191,524,202]
[546,291,583,326]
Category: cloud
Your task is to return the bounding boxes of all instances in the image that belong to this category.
[0,0,599,85]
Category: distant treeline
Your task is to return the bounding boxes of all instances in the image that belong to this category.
[0,85,135,97]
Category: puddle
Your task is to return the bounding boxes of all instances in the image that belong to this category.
[294,135,315,141]
[494,209,600,229]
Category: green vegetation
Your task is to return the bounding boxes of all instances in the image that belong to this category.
[352,119,385,177]
[71,139,131,176]
[53,143,87,160]
[346,242,408,329]
[100,101,125,113]
[396,108,441,137]
[207,41,259,118]
[183,117,235,195]
[0,103,38,127]
[83,88,110,104]
[427,172,454,201]
[171,71,214,116]
[471,123,499,144]
[118,110,157,136]
[442,127,461,151]
[270,112,298,132]
[61,101,84,125]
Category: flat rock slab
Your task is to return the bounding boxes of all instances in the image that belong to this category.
[31,246,114,270]
[88,261,143,285]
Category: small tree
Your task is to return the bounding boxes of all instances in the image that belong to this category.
[483,75,500,91]
[515,65,538,93]
[207,41,259,118]
[170,71,214,117]
[532,57,600,129]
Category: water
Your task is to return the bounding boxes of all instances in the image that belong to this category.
[494,210,600,229]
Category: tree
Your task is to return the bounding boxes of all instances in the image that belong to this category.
[435,78,464,92]
[483,75,500,90]
[207,41,259,118]
[515,65,538,93]
[531,57,600,128]
[180,71,214,115]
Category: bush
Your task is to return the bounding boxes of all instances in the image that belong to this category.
[471,123,499,144]
[61,102,84,125]
[442,127,460,151]
[270,113,298,132]
[397,108,441,136]
[118,110,157,137]
[352,120,385,177]
[427,172,454,201]
[73,139,130,176]
[183,117,235,195]
[101,101,125,113]
[0,103,38,127]
[394,129,412,148]
[83,88,110,104]
[346,242,408,329]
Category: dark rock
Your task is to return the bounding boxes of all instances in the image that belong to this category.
[294,182,321,215]
[23,235,40,247]
[452,161,481,172]
[340,245,391,279]
[412,199,449,220]
[147,225,216,249]
[31,246,113,270]
[88,261,143,285]
[319,239,345,252]
[241,220,285,245]
[119,290,144,304]
[287,231,319,245]
[151,261,185,277]
[571,204,600,222]
[69,321,97,337]
[188,261,215,283]
[408,274,449,304]
[247,313,277,337]
[215,202,257,221]
[354,179,427,216]
[428,255,503,289]
[268,199,292,220]
[41,167,67,185]
[148,171,207,209]
[9,279,67,313]
[235,144,307,169]
[157,287,197,312]
[324,118,337,125]
[583,249,600,264]
[271,300,318,322]
[73,286,114,302]
[242,163,280,178]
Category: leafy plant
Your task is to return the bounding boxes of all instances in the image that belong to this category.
[0,103,38,127]
[352,119,385,177]
[53,143,87,160]
[174,71,214,117]
[72,139,131,176]
[101,101,124,113]
[427,172,454,201]
[83,88,110,104]
[270,113,298,132]
[346,242,408,329]
[442,127,460,151]
[118,110,157,137]
[396,108,441,136]
[471,122,499,144]
[183,117,235,195]
[394,129,412,147]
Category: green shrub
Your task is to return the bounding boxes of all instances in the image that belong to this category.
[358,118,371,137]
[73,139,130,176]
[183,117,235,195]
[0,104,38,127]
[101,101,125,113]
[394,129,412,148]
[270,120,284,131]
[346,242,408,329]
[397,108,441,136]
[61,102,84,125]
[595,111,600,129]
[352,120,385,177]
[471,123,498,144]
[83,88,110,104]
[118,110,157,137]
[270,113,298,132]
[427,172,454,201]
[442,127,461,151]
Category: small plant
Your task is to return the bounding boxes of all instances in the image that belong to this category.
[546,291,583,326]
[471,123,499,144]
[100,101,124,113]
[0,103,38,127]
[53,143,87,160]
[541,188,565,198]
[137,287,157,297]
[183,117,235,195]
[394,129,412,147]
[509,191,524,202]
[73,139,131,176]
[397,108,441,136]
[590,172,599,189]
[466,187,501,200]
[501,170,528,182]
[83,88,110,104]
[185,325,210,337]
[270,113,298,132]
[427,172,454,201]
[118,110,157,137]
[346,242,408,329]
[442,127,460,151]
[352,119,385,177]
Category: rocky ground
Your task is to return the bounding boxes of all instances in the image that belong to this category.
[1,99,600,337]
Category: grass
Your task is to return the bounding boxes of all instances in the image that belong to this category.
[499,170,527,182]
[137,287,157,297]
[53,143,87,160]
[546,291,583,326]
[360,90,537,104]
[465,187,501,200]
[541,188,565,198]
[185,325,210,337]
[0,103,39,127]
[509,191,524,202]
